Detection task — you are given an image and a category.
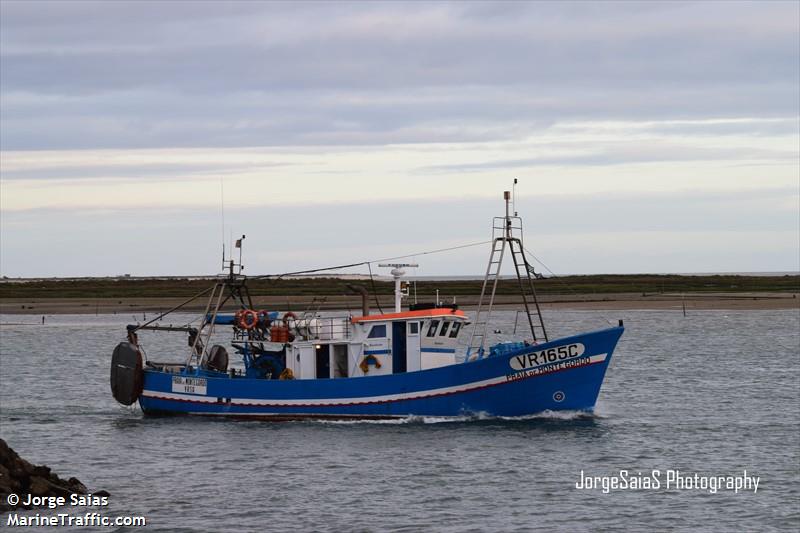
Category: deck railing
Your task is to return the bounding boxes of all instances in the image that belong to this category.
[292,316,353,341]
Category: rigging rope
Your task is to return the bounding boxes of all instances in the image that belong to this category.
[250,240,492,280]
[522,244,615,326]
[367,262,385,314]
[367,240,493,265]
[131,285,216,332]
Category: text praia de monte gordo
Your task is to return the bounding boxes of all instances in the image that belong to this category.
[575,470,760,494]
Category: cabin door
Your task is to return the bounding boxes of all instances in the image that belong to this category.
[392,321,407,373]
[315,344,330,378]
[406,321,421,372]
[333,344,348,378]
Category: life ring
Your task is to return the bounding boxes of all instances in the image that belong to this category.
[282,311,298,327]
[257,310,271,328]
[359,354,382,373]
[237,309,258,330]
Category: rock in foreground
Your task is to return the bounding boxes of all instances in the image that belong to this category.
[0,438,107,513]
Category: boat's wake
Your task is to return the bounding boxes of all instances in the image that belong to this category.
[501,409,603,421]
[316,409,599,425]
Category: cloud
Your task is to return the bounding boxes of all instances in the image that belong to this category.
[2,190,797,277]
[0,159,290,182]
[418,142,799,172]
[1,1,798,150]
[1,1,797,277]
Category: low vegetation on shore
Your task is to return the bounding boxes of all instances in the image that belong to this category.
[1,274,797,299]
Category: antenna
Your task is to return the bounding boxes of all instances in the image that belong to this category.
[378,263,418,312]
[238,234,245,272]
[512,178,518,216]
[220,177,226,271]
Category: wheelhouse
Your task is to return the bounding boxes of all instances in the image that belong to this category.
[274,307,467,380]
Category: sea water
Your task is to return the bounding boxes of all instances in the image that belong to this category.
[1,309,798,531]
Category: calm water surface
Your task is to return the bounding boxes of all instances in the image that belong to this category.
[1,309,798,532]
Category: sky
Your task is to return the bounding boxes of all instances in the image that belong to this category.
[1,0,798,278]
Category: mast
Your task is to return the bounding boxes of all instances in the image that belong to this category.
[466,189,548,360]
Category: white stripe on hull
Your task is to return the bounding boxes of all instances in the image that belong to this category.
[141,354,608,408]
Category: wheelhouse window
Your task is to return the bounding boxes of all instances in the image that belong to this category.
[408,322,419,335]
[427,320,440,337]
[449,322,462,338]
[439,321,451,336]
[367,324,387,338]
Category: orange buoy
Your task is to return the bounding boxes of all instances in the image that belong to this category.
[282,311,298,327]
[237,309,258,330]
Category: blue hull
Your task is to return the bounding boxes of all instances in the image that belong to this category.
[138,326,623,419]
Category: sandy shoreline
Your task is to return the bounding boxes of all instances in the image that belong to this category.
[1,292,797,315]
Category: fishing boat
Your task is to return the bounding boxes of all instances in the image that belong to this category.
[110,191,624,419]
